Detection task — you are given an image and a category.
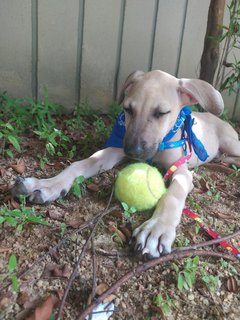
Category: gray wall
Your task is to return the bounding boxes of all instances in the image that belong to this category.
[0,0,239,119]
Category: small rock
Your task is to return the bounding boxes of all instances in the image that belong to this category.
[188,294,195,301]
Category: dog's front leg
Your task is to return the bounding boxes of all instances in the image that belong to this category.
[12,148,125,204]
[132,165,193,259]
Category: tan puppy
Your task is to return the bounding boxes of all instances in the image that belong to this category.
[12,70,240,259]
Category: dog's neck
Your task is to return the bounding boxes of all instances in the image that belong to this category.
[158,106,209,162]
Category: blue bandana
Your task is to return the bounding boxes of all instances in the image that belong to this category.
[105,106,209,162]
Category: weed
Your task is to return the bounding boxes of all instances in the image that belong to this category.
[153,292,175,316]
[34,125,74,158]
[173,256,199,290]
[93,115,111,139]
[30,88,59,130]
[8,254,19,292]
[121,202,136,222]
[60,222,67,237]
[187,196,201,213]
[0,122,21,157]
[0,197,49,231]
[219,258,238,275]
[214,0,240,95]
[175,236,190,247]
[70,176,85,198]
[231,164,240,176]
[201,263,220,293]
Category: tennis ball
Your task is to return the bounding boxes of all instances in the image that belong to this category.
[115,163,166,211]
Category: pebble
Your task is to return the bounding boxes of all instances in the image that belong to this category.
[188,294,195,301]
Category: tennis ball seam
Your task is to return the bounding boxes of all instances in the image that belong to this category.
[146,166,161,200]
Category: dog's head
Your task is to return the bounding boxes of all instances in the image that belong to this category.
[118,70,224,160]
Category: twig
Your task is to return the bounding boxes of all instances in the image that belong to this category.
[57,188,115,319]
[78,249,235,319]
[95,248,131,257]
[89,237,97,320]
[175,229,240,252]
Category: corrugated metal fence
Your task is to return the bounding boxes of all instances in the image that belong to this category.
[0,0,239,118]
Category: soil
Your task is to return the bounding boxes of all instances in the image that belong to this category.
[0,122,240,320]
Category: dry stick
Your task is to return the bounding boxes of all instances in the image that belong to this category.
[89,237,97,320]
[57,189,115,320]
[78,249,235,320]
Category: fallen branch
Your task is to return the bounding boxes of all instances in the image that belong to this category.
[78,249,235,320]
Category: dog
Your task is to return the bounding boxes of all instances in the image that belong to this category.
[12,70,240,259]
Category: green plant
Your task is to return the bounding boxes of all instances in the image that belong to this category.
[231,164,240,175]
[60,222,67,237]
[153,292,175,316]
[0,122,21,157]
[121,202,137,221]
[0,198,49,231]
[214,0,240,95]
[8,254,19,292]
[30,88,59,130]
[93,116,111,139]
[175,236,190,247]
[70,176,85,198]
[173,256,200,291]
[0,93,32,131]
[201,263,220,293]
[34,124,77,160]
[187,196,201,213]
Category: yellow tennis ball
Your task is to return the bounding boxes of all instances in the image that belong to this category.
[115,163,166,211]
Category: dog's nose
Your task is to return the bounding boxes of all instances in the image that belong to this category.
[124,144,144,158]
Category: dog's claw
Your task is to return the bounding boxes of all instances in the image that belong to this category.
[135,243,142,253]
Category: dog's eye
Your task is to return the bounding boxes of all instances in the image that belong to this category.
[123,105,133,116]
[153,110,170,119]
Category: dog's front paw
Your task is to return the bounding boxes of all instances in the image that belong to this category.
[11,177,68,204]
[131,217,176,259]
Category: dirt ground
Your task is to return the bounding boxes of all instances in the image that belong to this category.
[0,122,240,320]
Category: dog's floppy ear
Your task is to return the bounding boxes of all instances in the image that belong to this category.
[118,71,145,104]
[178,78,224,116]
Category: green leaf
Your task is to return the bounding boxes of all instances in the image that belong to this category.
[7,135,21,152]
[183,271,193,288]
[6,217,17,226]
[0,216,6,223]
[46,142,55,155]
[172,263,179,273]
[121,202,129,211]
[11,275,19,292]
[177,273,184,290]
[16,224,23,232]
[9,209,23,217]
[8,254,17,273]
[6,149,14,158]
[27,215,48,225]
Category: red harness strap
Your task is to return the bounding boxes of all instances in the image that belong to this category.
[163,145,240,260]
